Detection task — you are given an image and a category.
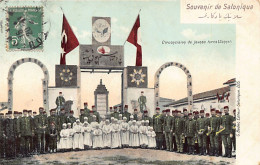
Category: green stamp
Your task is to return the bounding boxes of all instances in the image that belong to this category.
[6,7,43,51]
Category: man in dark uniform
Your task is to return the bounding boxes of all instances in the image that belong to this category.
[56,92,65,115]
[220,106,234,158]
[47,109,59,152]
[142,110,153,126]
[27,110,35,154]
[185,113,196,155]
[79,109,87,123]
[133,109,138,121]
[193,111,199,154]
[182,109,188,154]
[171,110,177,152]
[196,110,208,155]
[112,106,120,120]
[0,113,5,158]
[205,112,211,155]
[161,109,167,150]
[208,109,220,156]
[4,111,15,158]
[152,107,164,150]
[163,109,174,152]
[32,111,38,154]
[59,108,67,130]
[92,106,100,123]
[83,102,90,116]
[173,110,185,153]
[67,110,76,126]
[13,111,20,157]
[34,107,48,154]
[88,111,95,123]
[231,109,236,157]
[216,110,223,156]
[123,105,131,122]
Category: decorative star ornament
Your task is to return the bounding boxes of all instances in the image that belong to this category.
[60,68,73,83]
[129,69,146,86]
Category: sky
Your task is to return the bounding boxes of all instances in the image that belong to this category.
[0,0,236,113]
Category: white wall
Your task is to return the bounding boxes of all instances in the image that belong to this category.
[48,87,81,117]
[124,87,155,117]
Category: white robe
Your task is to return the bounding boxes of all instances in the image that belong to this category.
[67,128,74,149]
[59,129,69,149]
[128,120,133,146]
[73,124,84,149]
[83,125,93,147]
[139,125,148,146]
[102,124,112,148]
[130,124,140,147]
[92,128,103,148]
[111,123,121,148]
[99,121,105,129]
[147,131,156,148]
[121,122,130,145]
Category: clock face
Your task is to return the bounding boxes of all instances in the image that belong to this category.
[92,19,111,43]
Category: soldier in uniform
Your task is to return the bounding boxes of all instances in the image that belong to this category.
[32,112,38,154]
[80,109,87,123]
[55,92,65,115]
[133,109,138,121]
[163,109,174,152]
[171,110,177,152]
[88,111,95,124]
[13,111,20,157]
[205,113,210,155]
[67,110,76,126]
[231,109,236,156]
[182,109,188,154]
[193,111,200,154]
[0,113,5,158]
[83,102,90,116]
[4,111,15,158]
[92,106,100,123]
[112,106,120,120]
[18,110,34,157]
[34,107,48,154]
[219,106,234,158]
[208,109,220,156]
[138,91,146,113]
[152,107,164,150]
[142,110,153,126]
[185,113,196,155]
[173,110,185,153]
[27,110,35,154]
[196,110,208,155]
[216,110,222,156]
[161,109,167,150]
[123,105,131,122]
[59,108,67,131]
[47,109,59,151]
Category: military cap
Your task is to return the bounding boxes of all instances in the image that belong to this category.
[141,91,144,93]
[80,109,84,112]
[233,109,236,112]
[92,105,95,108]
[183,109,187,112]
[43,111,47,114]
[216,110,220,114]
[19,112,22,114]
[7,111,12,114]
[156,107,160,110]
[210,108,215,112]
[90,110,94,113]
[124,105,128,108]
[23,109,28,113]
[39,107,44,110]
[144,110,148,113]
[70,110,74,114]
[224,106,229,109]
[110,107,113,110]
[200,110,204,113]
[205,113,210,116]
[0,113,4,115]
[59,92,62,94]
[14,111,18,114]
[193,111,196,114]
[28,110,32,113]
[61,108,65,111]
[33,112,37,114]
[134,109,138,111]
[50,109,56,112]
[188,113,192,116]
[177,110,181,113]
[84,102,88,105]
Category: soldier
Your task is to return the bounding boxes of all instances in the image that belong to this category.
[138,91,146,113]
[34,107,48,154]
[185,113,196,155]
[56,92,65,115]
[88,111,95,124]
[83,102,90,116]
[161,109,167,150]
[133,109,138,121]
[208,109,220,156]
[182,109,188,153]
[231,109,236,156]
[219,106,234,158]
[142,110,153,126]
[205,112,210,155]
[163,109,174,152]
[18,110,34,157]
[123,105,131,122]
[92,106,100,123]
[13,111,20,157]
[67,110,76,127]
[80,109,87,123]
[173,110,185,153]
[171,110,177,152]
[32,111,38,154]
[4,111,15,158]
[196,110,208,156]
[112,106,120,120]
[216,110,223,156]
[152,107,164,150]
[49,122,58,153]
[0,113,5,158]
[27,110,35,154]
[193,111,199,154]
[59,108,67,131]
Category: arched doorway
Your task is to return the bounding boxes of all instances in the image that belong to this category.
[154,62,193,111]
[7,58,49,111]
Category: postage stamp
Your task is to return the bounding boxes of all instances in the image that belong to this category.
[6,6,43,51]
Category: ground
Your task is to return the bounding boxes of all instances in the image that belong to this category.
[0,149,235,165]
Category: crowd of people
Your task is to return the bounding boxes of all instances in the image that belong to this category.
[0,102,236,159]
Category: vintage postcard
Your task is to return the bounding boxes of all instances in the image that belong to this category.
[0,0,259,165]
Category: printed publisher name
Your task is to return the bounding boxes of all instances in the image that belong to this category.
[162,40,232,45]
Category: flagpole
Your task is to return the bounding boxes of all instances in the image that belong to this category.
[123,9,141,46]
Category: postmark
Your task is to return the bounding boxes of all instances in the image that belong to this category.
[6,6,44,51]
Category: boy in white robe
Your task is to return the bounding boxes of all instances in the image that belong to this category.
[121,117,130,148]
[139,120,148,148]
[147,127,156,149]
[130,120,140,148]
[90,115,98,129]
[128,115,134,147]
[67,123,74,151]
[102,120,112,149]
[92,124,103,149]
[144,120,150,148]
[111,119,121,149]
[73,119,84,150]
[82,122,92,149]
[99,116,106,129]
[59,123,69,152]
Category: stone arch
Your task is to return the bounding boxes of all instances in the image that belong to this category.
[7,58,49,111]
[154,62,193,111]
